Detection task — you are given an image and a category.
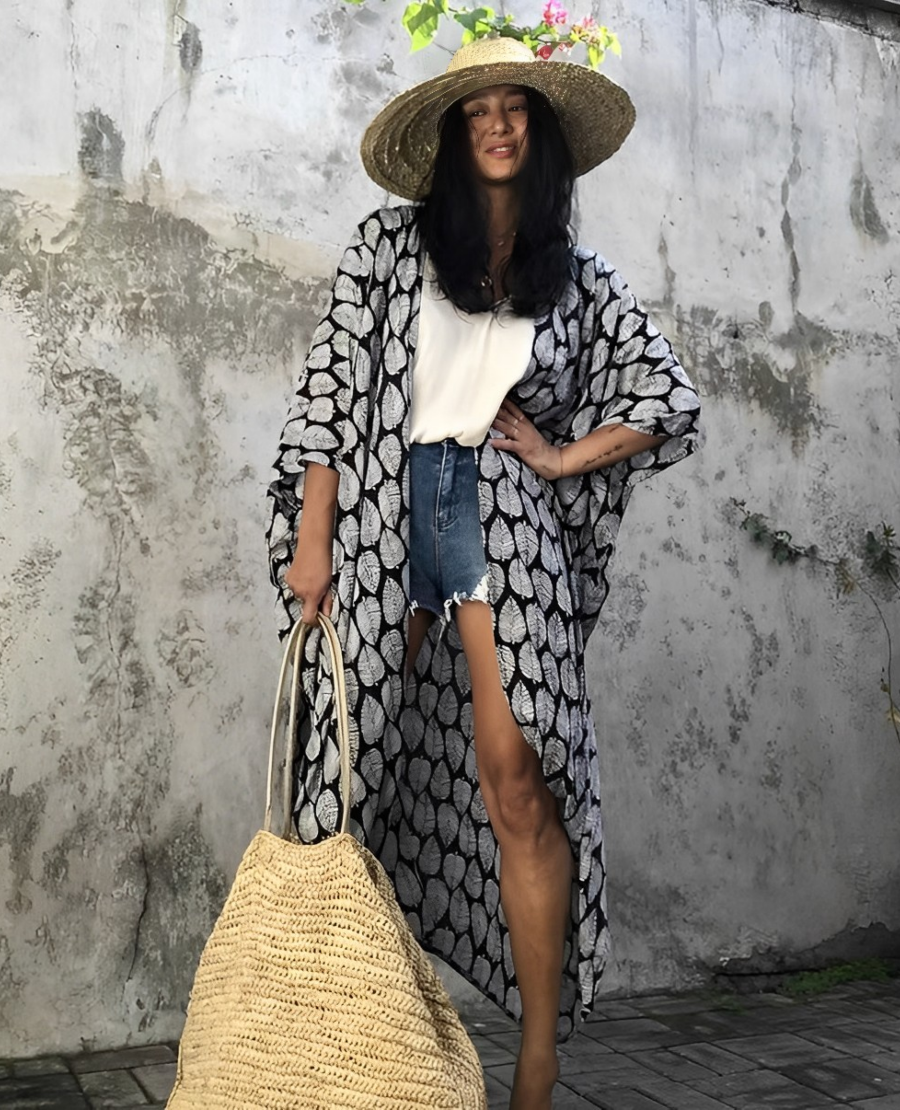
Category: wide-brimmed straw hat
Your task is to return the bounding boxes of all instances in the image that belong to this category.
[361,37,635,200]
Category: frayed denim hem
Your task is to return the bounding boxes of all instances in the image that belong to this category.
[408,570,491,622]
[442,570,490,621]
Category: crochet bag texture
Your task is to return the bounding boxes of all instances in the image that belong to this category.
[167,615,487,1110]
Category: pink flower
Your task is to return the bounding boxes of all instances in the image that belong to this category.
[542,1,569,27]
[536,42,556,59]
[570,15,596,39]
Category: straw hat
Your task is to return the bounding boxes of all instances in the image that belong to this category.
[361,37,636,200]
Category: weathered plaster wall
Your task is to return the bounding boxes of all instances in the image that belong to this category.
[1,0,898,1055]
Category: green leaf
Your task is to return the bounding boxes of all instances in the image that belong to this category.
[453,6,495,32]
[864,524,899,580]
[836,560,857,595]
[403,1,441,51]
[453,6,497,42]
[587,43,605,69]
[742,513,769,543]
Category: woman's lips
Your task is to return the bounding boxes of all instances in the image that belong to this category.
[486,144,516,158]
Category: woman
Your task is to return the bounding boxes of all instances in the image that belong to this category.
[268,38,701,1110]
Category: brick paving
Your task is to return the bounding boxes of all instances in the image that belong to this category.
[1,978,898,1108]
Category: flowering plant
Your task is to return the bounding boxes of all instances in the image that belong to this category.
[342,1,621,70]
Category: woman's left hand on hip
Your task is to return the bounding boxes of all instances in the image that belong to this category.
[491,399,563,480]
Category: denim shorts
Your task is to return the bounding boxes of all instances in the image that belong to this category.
[409,441,490,618]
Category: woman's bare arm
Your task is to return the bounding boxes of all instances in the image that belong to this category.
[558,423,666,477]
[491,399,666,479]
[285,462,340,624]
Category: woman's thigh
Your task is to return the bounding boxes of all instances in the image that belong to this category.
[455,600,545,794]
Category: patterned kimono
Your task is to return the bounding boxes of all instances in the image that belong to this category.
[267,205,701,1037]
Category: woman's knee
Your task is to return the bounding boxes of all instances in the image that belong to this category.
[481,761,554,842]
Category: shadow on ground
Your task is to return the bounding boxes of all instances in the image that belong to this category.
[3,979,899,1108]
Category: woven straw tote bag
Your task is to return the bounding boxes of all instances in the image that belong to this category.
[166,614,487,1110]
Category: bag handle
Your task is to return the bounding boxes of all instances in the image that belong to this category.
[264,614,352,839]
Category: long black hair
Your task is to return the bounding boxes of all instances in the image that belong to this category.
[417,87,575,317]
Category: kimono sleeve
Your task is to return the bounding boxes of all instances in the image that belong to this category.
[593,266,702,475]
[266,217,378,605]
[552,258,702,640]
[275,222,376,478]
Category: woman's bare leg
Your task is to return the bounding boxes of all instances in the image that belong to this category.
[456,601,573,1110]
[406,608,436,677]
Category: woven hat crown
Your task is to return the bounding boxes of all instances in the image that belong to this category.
[446,37,536,71]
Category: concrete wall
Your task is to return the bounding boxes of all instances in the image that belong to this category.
[1,0,898,1056]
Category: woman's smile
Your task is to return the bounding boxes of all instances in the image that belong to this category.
[460,83,530,184]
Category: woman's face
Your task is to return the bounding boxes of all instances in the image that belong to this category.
[458,84,530,186]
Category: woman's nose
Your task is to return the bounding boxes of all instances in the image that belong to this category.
[490,111,513,134]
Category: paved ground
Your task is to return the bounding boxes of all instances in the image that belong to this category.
[2,978,898,1109]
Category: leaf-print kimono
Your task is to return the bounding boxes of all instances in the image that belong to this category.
[267,205,701,1038]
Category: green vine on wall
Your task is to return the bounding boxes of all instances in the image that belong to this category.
[733,499,900,747]
[342,0,620,69]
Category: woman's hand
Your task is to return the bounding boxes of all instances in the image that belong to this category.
[285,538,333,625]
[490,399,563,480]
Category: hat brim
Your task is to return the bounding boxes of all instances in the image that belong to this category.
[361,58,636,201]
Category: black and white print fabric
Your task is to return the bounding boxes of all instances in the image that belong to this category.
[267,206,701,1038]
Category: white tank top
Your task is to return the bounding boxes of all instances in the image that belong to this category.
[410,260,535,447]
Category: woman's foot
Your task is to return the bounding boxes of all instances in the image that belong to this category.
[508,1047,559,1110]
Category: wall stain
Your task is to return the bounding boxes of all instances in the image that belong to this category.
[781,126,803,311]
[157,610,212,687]
[0,933,22,1034]
[760,737,784,790]
[121,810,228,1031]
[0,770,47,917]
[0,162,321,1051]
[608,877,707,993]
[74,577,151,725]
[663,706,719,789]
[41,841,71,895]
[850,163,890,244]
[660,536,693,564]
[742,609,780,694]
[715,921,900,979]
[666,122,840,451]
[668,299,835,451]
[658,231,677,309]
[178,22,203,73]
[77,109,125,187]
[8,542,62,613]
[1,175,319,517]
[726,685,751,744]
[601,572,648,651]
[338,59,388,102]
